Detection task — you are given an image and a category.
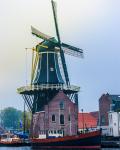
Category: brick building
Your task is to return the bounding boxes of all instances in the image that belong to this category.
[32,91,78,137]
[99,93,120,127]
[90,111,99,121]
[78,112,98,132]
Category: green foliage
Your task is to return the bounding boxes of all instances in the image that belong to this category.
[0,107,22,130]
[0,107,32,132]
[21,111,32,132]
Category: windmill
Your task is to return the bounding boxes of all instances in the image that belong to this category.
[31,0,83,85]
[17,0,83,114]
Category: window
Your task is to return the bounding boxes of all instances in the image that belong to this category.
[60,114,64,125]
[54,130,56,134]
[110,128,111,134]
[52,114,56,122]
[59,130,62,134]
[111,128,113,135]
[57,130,60,134]
[58,130,62,134]
[68,114,71,122]
[50,67,54,71]
[101,115,106,124]
[110,114,112,124]
[60,101,64,109]
[119,113,120,123]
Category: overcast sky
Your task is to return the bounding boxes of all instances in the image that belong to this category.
[0,0,120,112]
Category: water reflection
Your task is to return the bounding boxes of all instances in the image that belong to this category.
[0,147,119,150]
[0,147,31,150]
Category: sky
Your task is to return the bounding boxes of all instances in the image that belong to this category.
[0,0,120,112]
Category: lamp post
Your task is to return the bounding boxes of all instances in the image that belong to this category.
[81,109,84,133]
[23,101,26,141]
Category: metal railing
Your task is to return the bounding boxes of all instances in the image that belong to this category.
[17,84,80,93]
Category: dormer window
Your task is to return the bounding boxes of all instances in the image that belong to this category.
[59,101,64,110]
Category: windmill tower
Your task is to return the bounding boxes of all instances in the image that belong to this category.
[17,0,83,137]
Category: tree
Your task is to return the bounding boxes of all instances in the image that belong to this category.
[21,111,32,132]
[0,107,22,130]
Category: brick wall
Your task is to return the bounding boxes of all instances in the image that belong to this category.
[32,91,78,137]
[99,94,112,126]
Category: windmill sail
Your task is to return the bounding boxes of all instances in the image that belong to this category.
[31,26,53,41]
[61,43,83,58]
[51,0,70,86]
[51,0,60,43]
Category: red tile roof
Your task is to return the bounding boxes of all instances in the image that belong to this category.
[78,113,98,129]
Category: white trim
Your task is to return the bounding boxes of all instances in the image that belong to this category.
[47,53,49,83]
[35,111,45,114]
[36,54,42,83]
[54,53,60,83]
[39,51,57,54]
[69,107,72,135]
[17,84,80,93]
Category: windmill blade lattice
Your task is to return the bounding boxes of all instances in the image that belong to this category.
[31,51,40,84]
[61,43,83,58]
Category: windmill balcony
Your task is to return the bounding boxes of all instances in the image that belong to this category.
[17,84,80,94]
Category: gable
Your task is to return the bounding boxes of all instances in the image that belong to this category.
[47,91,76,110]
[49,91,74,104]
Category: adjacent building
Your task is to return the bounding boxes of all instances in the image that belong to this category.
[99,93,120,135]
[108,111,120,137]
[78,112,98,132]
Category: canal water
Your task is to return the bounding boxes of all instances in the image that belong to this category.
[0,147,119,150]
